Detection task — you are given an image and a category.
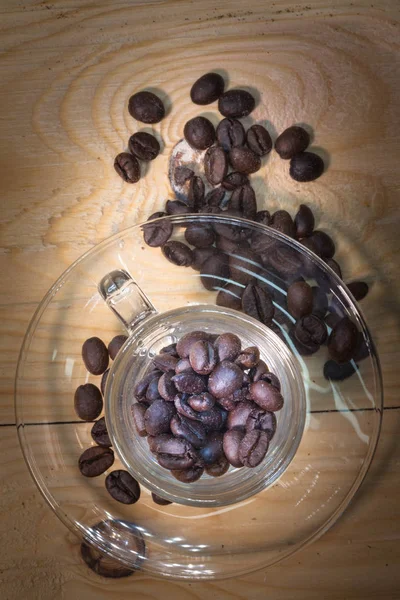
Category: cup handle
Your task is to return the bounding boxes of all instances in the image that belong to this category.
[98,269,157,333]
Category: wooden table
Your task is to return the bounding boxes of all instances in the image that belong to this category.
[1,1,399,598]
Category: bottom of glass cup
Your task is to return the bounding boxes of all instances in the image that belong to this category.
[105,305,306,507]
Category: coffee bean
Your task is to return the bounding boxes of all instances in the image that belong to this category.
[205,455,230,477]
[215,235,239,253]
[114,152,141,184]
[287,281,313,318]
[192,246,219,271]
[204,146,228,185]
[246,124,272,156]
[228,185,257,220]
[328,317,358,363]
[78,446,114,477]
[91,417,112,447]
[157,372,178,402]
[216,284,243,310]
[143,214,173,247]
[214,333,241,362]
[170,414,207,447]
[229,147,261,174]
[80,523,137,579]
[200,253,230,290]
[203,187,226,209]
[347,281,369,301]
[266,245,303,280]
[227,401,255,430]
[134,370,162,400]
[290,152,324,182]
[275,126,310,159]
[270,210,295,237]
[249,381,284,412]
[299,235,321,256]
[229,248,260,286]
[108,335,128,360]
[162,241,194,267]
[294,204,315,238]
[294,314,327,352]
[148,433,190,455]
[223,429,245,467]
[144,376,160,403]
[144,399,176,436]
[323,360,358,381]
[235,346,260,369]
[82,337,109,376]
[174,166,194,185]
[153,353,178,372]
[199,432,224,464]
[187,175,205,210]
[174,393,203,420]
[128,91,165,124]
[248,360,268,383]
[166,200,191,215]
[185,223,215,248]
[208,360,244,398]
[255,210,271,225]
[309,230,335,259]
[128,131,160,161]
[242,283,274,325]
[152,493,172,505]
[176,331,210,358]
[132,403,148,436]
[188,392,215,412]
[184,116,215,150]
[74,384,103,421]
[246,409,276,440]
[189,340,217,375]
[101,368,110,395]
[312,286,329,318]
[105,470,141,504]
[171,466,204,482]
[218,89,255,118]
[190,72,225,105]
[221,172,249,191]
[239,430,269,467]
[175,358,192,374]
[158,451,198,471]
[172,372,206,394]
[325,258,342,279]
[213,217,248,242]
[216,118,245,151]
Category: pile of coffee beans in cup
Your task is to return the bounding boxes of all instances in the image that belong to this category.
[132,331,283,482]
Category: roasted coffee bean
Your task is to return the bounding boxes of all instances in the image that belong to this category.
[294,204,315,238]
[249,360,268,383]
[275,126,310,159]
[239,430,269,467]
[309,230,335,259]
[175,358,192,374]
[249,381,284,412]
[187,175,205,210]
[246,124,272,156]
[172,372,206,394]
[325,258,342,279]
[242,283,274,325]
[215,234,239,253]
[196,405,225,431]
[228,185,257,220]
[249,229,278,255]
[176,331,210,358]
[189,340,217,375]
[108,335,128,360]
[222,171,249,191]
[260,372,281,391]
[323,360,358,381]
[134,370,162,400]
[146,375,163,403]
[328,317,358,363]
[312,286,329,318]
[192,246,219,271]
[157,451,198,471]
[160,343,178,356]
[213,217,248,243]
[152,493,172,505]
[266,245,303,280]
[128,91,165,123]
[229,249,260,286]
[255,210,271,225]
[91,417,112,447]
[166,200,191,215]
[200,253,230,290]
[174,166,194,185]
[199,432,224,464]
[208,360,244,399]
[290,152,324,182]
[218,89,255,118]
[128,132,160,161]
[184,116,215,150]
[78,446,114,477]
[153,353,178,372]
[171,466,204,483]
[143,215,173,247]
[203,186,226,208]
[82,337,109,376]
[223,428,245,467]
[158,372,178,402]
[214,333,241,362]
[144,399,176,436]
[205,455,230,477]
[287,281,313,319]
[188,392,215,412]
[204,146,228,185]
[80,523,138,579]
[347,281,369,301]
[229,147,261,175]
[74,384,103,421]
[295,313,327,347]
[246,409,276,440]
[235,346,260,369]
[216,118,245,151]
[162,241,194,267]
[148,433,191,455]
[227,401,255,430]
[270,210,295,237]
[170,414,207,448]
[299,235,321,256]
[185,223,215,248]
[190,72,225,105]
[114,152,141,183]
[105,470,141,504]
[132,403,148,436]
[217,396,237,411]
[100,368,109,396]
[216,284,243,311]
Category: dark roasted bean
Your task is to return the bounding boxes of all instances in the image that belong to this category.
[242,283,274,325]
[129,131,160,161]
[246,409,276,440]
[227,401,256,430]
[239,430,269,467]
[170,414,207,448]
[171,466,204,482]
[208,360,244,399]
[174,166,194,185]
[162,241,194,267]
[196,406,226,431]
[190,72,225,105]
[287,281,313,319]
[275,126,310,159]
[205,455,230,477]
[259,372,281,391]
[114,152,141,183]
[270,210,295,237]
[158,372,178,401]
[249,381,284,412]
[78,446,114,477]
[266,245,303,280]
[294,314,327,352]
[192,246,219,271]
[108,335,128,360]
[222,171,249,190]
[223,429,245,467]
[246,124,272,156]
[229,248,260,285]
[174,358,193,374]
[153,353,178,372]
[100,368,109,396]
[229,147,261,174]
[74,384,103,421]
[217,396,237,411]
[200,253,230,291]
[146,375,163,403]
[188,392,215,412]
[187,175,205,210]
[235,346,260,369]
[82,337,109,375]
[249,360,268,383]
[214,333,241,362]
[91,417,112,447]
[218,89,255,118]
[290,152,324,182]
[323,360,359,381]
[105,470,141,504]
[294,204,315,238]
[255,210,271,225]
[132,403,148,436]
[203,186,226,208]
[144,400,176,436]
[184,116,215,150]
[228,185,257,220]
[143,214,173,247]
[166,200,191,215]
[148,433,190,455]
[328,317,358,363]
[204,146,228,185]
[347,281,369,301]
[185,223,215,248]
[134,370,162,400]
[216,117,245,151]
[128,91,165,123]
[199,432,224,464]
[216,283,243,310]
[176,331,210,358]
[189,340,217,375]
[172,372,206,394]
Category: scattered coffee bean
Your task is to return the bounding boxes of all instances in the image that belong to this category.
[105,470,141,504]
[239,430,269,467]
[189,340,217,375]
[128,91,165,124]
[328,317,358,363]
[223,428,245,467]
[171,466,204,483]
[266,245,303,280]
[218,89,255,118]
[82,337,109,376]
[287,281,313,319]
[208,360,244,398]
[246,408,276,440]
[222,171,249,190]
[74,383,103,421]
[185,223,215,248]
[249,381,284,412]
[129,132,160,161]
[229,248,260,285]
[294,314,327,352]
[310,230,335,259]
[270,210,295,237]
[229,147,261,174]
[143,214,173,247]
[174,166,194,185]
[216,118,245,151]
[190,72,225,105]
[187,175,205,210]
[132,403,148,436]
[242,283,274,325]
[152,493,172,505]
[184,116,215,150]
[78,446,114,477]
[228,185,257,220]
[275,126,310,159]
[166,199,191,215]
[294,204,315,238]
[216,284,243,310]
[323,360,358,381]
[192,246,219,271]
[80,523,137,579]
[205,455,230,477]
[290,152,324,182]
[200,253,230,290]
[162,241,194,267]
[114,152,141,184]
[347,281,369,301]
[214,333,241,362]
[91,417,112,447]
[246,124,272,156]
[144,399,176,436]
[204,146,228,185]
[108,335,128,360]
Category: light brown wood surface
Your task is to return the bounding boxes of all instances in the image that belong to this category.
[1,0,400,598]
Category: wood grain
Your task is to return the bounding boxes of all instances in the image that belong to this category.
[1,0,400,598]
